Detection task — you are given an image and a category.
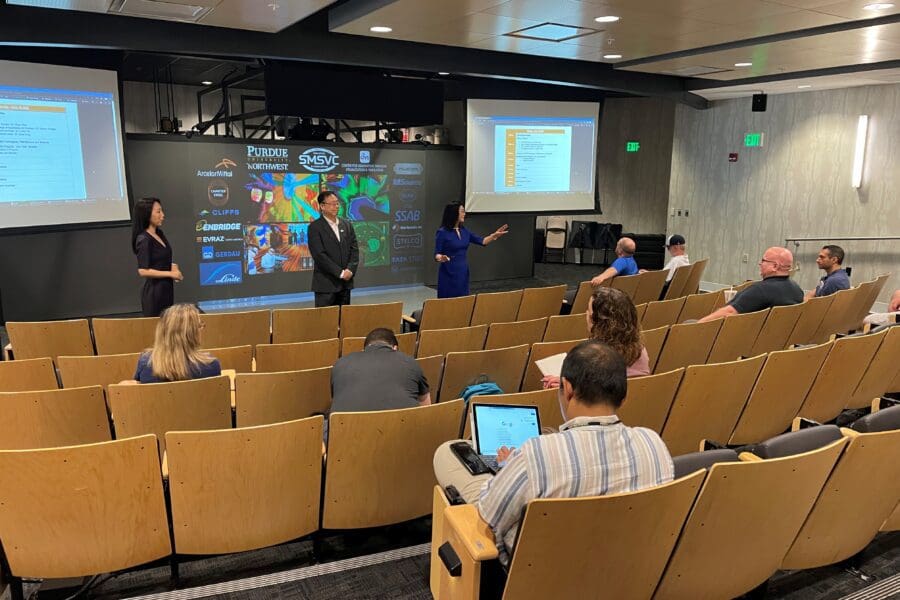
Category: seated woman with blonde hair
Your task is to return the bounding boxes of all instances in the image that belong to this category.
[133,303,221,383]
[542,287,650,388]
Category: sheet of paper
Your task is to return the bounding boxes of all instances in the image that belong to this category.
[534,352,566,377]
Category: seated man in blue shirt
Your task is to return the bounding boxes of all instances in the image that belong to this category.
[805,244,851,299]
[590,237,639,286]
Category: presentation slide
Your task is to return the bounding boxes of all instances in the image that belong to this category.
[466,99,599,213]
[0,60,130,230]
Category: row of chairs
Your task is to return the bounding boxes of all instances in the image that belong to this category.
[431,410,900,599]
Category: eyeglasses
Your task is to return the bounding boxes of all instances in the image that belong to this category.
[759,258,778,265]
[320,201,339,206]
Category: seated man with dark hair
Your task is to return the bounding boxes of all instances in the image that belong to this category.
[330,327,430,414]
[805,244,850,299]
[433,340,673,564]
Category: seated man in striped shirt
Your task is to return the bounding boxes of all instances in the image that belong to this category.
[433,340,674,564]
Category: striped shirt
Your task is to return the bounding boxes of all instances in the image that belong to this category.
[475,415,674,564]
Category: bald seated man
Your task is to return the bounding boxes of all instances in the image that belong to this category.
[591,237,638,286]
[698,246,804,323]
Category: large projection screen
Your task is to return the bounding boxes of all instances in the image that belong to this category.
[0,60,130,230]
[465,99,599,213]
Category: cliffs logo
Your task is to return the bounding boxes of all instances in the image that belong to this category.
[299,148,339,173]
[199,262,243,286]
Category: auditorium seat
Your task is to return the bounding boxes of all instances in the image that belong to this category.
[849,404,900,433]
[568,280,595,315]
[634,302,648,322]
[107,375,232,458]
[272,306,339,343]
[542,313,586,342]
[6,319,94,362]
[632,269,668,306]
[609,273,640,301]
[200,309,271,349]
[165,416,323,555]
[404,295,475,332]
[469,289,523,326]
[91,316,158,355]
[676,291,719,323]
[0,357,58,392]
[516,285,566,321]
[640,297,686,330]
[654,319,722,374]
[785,294,834,347]
[814,287,865,342]
[417,324,487,358]
[653,435,846,600]
[204,344,253,373]
[0,435,171,596]
[416,355,444,397]
[671,448,739,479]
[57,352,141,391]
[461,388,561,438]
[484,317,547,350]
[234,367,332,428]
[681,258,708,296]
[322,400,463,529]
[439,345,529,401]
[431,471,705,600]
[520,339,586,392]
[852,273,890,329]
[663,264,692,300]
[0,386,111,449]
[340,302,403,338]
[641,325,669,373]
[845,325,900,410]
[618,368,685,434]
[661,354,766,455]
[341,331,416,356]
[728,342,832,445]
[706,308,769,364]
[797,329,885,423]
[749,302,805,355]
[254,338,339,373]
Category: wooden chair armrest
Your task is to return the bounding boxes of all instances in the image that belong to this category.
[162,450,169,480]
[445,504,499,562]
[839,427,861,439]
[739,452,763,462]
[402,314,417,324]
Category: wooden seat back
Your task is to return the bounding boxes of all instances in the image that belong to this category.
[661,354,766,455]
[0,357,58,392]
[440,345,530,401]
[235,367,332,427]
[847,326,900,409]
[654,319,722,374]
[618,368,685,433]
[7,319,94,361]
[0,435,171,578]
[517,285,566,321]
[340,302,403,338]
[785,294,834,347]
[706,309,769,364]
[166,416,324,555]
[470,290,523,326]
[0,386,111,449]
[341,331,416,356]
[811,287,860,343]
[521,339,586,392]
[542,313,587,342]
[323,400,464,529]
[641,297,686,331]
[200,310,271,349]
[58,352,141,391]
[204,345,253,373]
[632,269,669,306]
[749,302,804,355]
[681,258,708,296]
[417,324,487,358]
[663,264,693,300]
[642,325,670,373]
[676,292,719,323]
[485,317,548,350]
[272,306,339,343]
[91,317,158,355]
[569,281,595,315]
[419,295,476,331]
[610,274,640,301]
[255,338,340,373]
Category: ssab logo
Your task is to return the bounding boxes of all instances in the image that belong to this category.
[299,148,339,172]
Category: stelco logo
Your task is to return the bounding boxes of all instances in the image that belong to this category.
[247,145,288,158]
[299,148,339,172]
[195,220,242,232]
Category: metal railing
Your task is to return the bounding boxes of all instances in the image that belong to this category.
[784,236,900,248]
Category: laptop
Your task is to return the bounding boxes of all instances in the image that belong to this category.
[471,403,542,472]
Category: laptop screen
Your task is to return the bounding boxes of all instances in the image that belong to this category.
[472,403,542,457]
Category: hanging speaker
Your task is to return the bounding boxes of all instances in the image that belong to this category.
[752,93,768,112]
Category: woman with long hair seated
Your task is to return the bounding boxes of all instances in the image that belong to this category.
[542,287,650,388]
[133,303,221,383]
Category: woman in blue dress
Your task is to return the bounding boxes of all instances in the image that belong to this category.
[434,203,508,298]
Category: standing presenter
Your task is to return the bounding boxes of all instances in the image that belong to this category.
[132,197,182,317]
[309,190,359,307]
[434,203,508,298]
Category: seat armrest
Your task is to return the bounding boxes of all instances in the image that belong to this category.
[445,504,499,562]
[738,452,763,462]
[402,314,417,324]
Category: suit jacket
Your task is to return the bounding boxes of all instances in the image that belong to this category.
[308,216,359,293]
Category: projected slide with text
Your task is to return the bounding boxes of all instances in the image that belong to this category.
[493,125,572,193]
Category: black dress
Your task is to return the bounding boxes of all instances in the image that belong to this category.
[135,229,174,317]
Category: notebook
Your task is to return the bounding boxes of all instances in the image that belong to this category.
[471,403,542,471]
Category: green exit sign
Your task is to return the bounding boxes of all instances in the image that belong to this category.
[625,141,640,152]
[744,132,764,147]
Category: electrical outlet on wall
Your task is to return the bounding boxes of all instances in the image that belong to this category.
[684,209,690,217]
[742,253,749,263]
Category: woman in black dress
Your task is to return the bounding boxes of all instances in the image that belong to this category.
[132,197,182,317]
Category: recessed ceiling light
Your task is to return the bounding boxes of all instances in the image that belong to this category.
[603,54,623,59]
[594,16,620,23]
[438,72,450,76]
[734,62,753,67]
[370,26,393,33]
[201,81,213,85]
[797,84,812,89]
[863,3,894,10]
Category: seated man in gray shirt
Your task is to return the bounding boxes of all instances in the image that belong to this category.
[330,327,430,414]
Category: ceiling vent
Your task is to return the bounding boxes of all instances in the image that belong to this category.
[664,66,731,76]
[108,0,213,23]
[506,22,601,43]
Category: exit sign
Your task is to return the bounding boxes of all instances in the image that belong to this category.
[625,141,640,152]
[744,132,764,147]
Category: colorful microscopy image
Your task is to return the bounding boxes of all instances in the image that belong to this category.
[321,174,390,221]
[244,223,314,275]
[352,221,390,267]
[245,173,320,223]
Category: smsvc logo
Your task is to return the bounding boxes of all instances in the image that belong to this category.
[199,262,243,286]
[299,148,339,172]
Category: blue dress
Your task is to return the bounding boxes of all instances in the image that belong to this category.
[435,226,484,298]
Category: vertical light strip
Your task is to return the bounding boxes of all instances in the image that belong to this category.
[852,115,869,188]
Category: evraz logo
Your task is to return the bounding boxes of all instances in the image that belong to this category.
[299,147,339,172]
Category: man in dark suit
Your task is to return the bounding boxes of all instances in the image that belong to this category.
[308,191,359,307]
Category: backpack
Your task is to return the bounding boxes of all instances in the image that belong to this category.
[460,375,503,404]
